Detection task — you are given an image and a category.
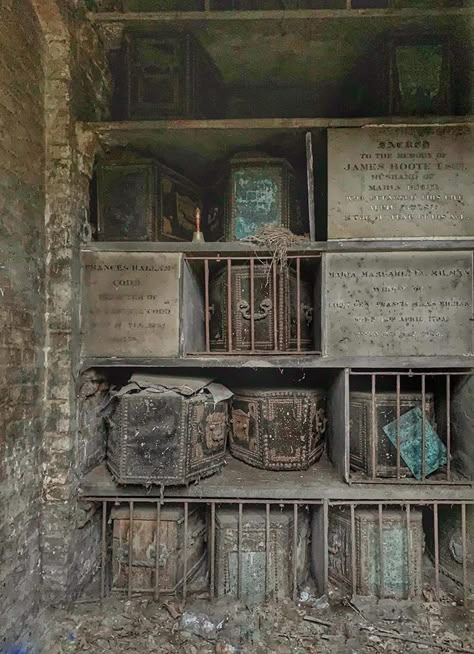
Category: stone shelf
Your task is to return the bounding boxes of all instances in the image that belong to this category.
[80,356,474,371]
[82,239,474,254]
[79,457,474,502]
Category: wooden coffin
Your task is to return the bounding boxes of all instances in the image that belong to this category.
[349,391,443,479]
[111,504,207,594]
[215,507,309,603]
[120,32,224,120]
[230,388,327,470]
[96,154,206,242]
[327,508,424,599]
[209,262,314,352]
[107,375,232,486]
[223,152,307,241]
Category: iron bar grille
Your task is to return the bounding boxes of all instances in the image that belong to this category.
[184,254,321,356]
[347,370,474,485]
[91,498,473,606]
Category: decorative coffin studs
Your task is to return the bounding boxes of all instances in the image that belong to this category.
[111,504,207,594]
[349,391,444,479]
[224,152,307,241]
[209,261,315,352]
[230,388,327,470]
[326,508,424,599]
[106,374,232,486]
[96,153,208,242]
[118,32,224,120]
[215,507,309,603]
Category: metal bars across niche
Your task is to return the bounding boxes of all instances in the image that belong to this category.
[185,254,321,356]
[347,370,474,485]
[93,498,473,606]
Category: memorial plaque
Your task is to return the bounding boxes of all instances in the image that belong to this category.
[81,251,182,358]
[328,126,473,239]
[324,251,473,357]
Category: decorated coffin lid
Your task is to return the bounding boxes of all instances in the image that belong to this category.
[111,374,233,404]
[232,386,325,397]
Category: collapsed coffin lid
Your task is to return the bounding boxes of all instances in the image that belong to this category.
[112,373,233,404]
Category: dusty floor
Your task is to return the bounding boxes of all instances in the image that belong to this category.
[41,588,474,654]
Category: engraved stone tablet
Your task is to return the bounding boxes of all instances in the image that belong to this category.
[81,251,182,358]
[328,126,473,239]
[324,251,473,357]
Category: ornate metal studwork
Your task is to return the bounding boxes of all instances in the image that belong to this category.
[230,388,326,470]
[106,377,232,486]
[209,262,314,352]
[350,391,436,478]
[328,508,424,599]
[215,507,309,604]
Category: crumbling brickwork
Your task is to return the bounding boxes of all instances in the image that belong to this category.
[0,0,45,647]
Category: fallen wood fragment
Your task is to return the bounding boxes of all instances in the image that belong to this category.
[303,615,332,628]
[360,626,474,654]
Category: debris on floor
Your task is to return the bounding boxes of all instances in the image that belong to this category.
[39,590,474,654]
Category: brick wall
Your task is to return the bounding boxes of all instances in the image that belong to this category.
[0,0,45,647]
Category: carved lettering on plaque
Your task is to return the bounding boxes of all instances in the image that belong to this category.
[328,127,473,239]
[324,251,473,357]
[81,251,182,357]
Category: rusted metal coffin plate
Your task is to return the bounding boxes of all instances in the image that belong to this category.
[324,251,473,357]
[96,155,205,243]
[81,252,182,358]
[350,391,436,478]
[215,507,309,603]
[111,505,207,594]
[107,378,231,486]
[224,153,306,241]
[122,32,224,120]
[328,509,424,599]
[327,126,473,239]
[230,388,327,470]
[210,262,314,351]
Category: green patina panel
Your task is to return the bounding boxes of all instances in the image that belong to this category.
[383,407,447,480]
[233,166,282,239]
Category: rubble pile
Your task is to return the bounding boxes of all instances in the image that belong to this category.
[40,590,474,654]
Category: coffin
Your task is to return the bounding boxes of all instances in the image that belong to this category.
[209,261,315,352]
[326,508,424,599]
[223,152,307,241]
[118,32,224,120]
[96,153,210,242]
[111,504,207,594]
[349,391,444,479]
[230,387,327,470]
[215,507,309,603]
[106,375,232,486]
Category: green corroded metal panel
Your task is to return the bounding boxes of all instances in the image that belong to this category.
[383,407,447,480]
[367,522,409,596]
[232,166,282,240]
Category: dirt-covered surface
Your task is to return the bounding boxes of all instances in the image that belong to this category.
[40,589,474,654]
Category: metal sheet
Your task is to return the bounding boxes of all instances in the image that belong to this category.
[328,126,473,239]
[324,251,473,357]
[81,251,182,358]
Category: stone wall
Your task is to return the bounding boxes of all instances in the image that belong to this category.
[38,0,111,607]
[0,0,45,647]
